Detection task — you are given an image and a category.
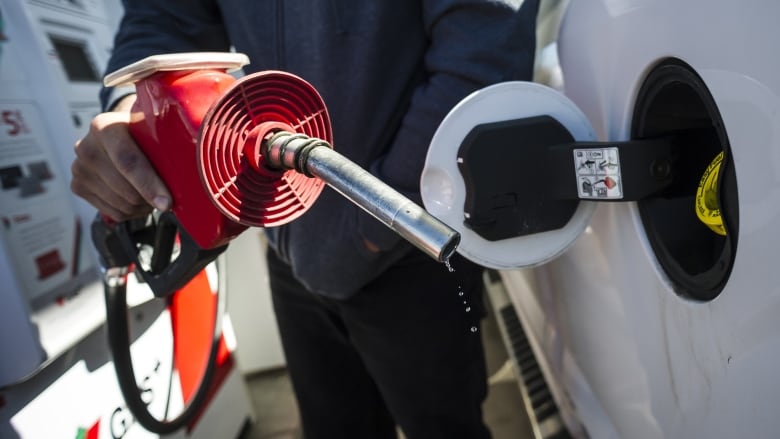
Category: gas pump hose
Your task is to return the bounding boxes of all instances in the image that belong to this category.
[103,266,222,435]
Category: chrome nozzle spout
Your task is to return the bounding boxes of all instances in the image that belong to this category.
[263,132,460,262]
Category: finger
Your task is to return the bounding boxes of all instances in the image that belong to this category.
[94,114,172,212]
[71,158,150,218]
[73,183,149,223]
[73,127,150,215]
[79,138,147,206]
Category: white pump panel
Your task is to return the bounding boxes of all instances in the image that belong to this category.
[0,0,110,388]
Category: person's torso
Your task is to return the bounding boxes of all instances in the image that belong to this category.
[217,0,427,165]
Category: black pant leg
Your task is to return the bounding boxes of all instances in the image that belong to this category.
[340,251,492,439]
[266,248,398,439]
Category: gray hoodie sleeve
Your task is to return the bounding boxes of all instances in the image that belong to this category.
[100,0,230,110]
[356,0,540,250]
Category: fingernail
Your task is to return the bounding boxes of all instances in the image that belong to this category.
[153,196,170,211]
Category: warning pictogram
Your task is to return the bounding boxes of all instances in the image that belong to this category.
[573,147,623,199]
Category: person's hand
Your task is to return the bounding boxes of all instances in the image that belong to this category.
[70,95,171,222]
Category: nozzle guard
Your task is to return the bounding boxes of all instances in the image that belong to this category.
[198,71,332,227]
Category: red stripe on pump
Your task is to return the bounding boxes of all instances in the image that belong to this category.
[169,269,233,433]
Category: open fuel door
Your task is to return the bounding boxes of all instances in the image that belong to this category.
[422,82,677,269]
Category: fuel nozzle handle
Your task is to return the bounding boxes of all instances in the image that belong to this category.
[263,131,460,262]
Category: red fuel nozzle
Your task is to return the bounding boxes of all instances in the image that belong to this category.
[105,53,458,265]
[108,56,330,250]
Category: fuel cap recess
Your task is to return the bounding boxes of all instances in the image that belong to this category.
[421,82,597,269]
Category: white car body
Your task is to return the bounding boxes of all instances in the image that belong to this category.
[500,0,780,438]
[422,0,780,437]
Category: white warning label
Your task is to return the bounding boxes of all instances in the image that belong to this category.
[573,147,623,199]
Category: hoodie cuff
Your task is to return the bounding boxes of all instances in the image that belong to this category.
[104,85,137,111]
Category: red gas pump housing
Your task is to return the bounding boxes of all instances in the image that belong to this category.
[118,55,332,250]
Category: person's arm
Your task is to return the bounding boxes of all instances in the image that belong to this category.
[359,0,541,251]
[72,0,230,221]
[101,0,230,110]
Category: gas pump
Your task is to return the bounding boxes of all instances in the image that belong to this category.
[0,0,115,390]
[0,2,254,438]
